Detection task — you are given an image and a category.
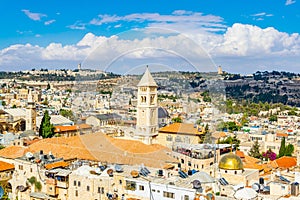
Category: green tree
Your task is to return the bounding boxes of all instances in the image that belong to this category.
[59,109,75,121]
[42,97,49,105]
[278,137,286,158]
[248,139,261,158]
[1,101,6,106]
[171,117,182,123]
[217,121,241,132]
[196,118,202,125]
[269,115,277,122]
[217,136,241,149]
[201,91,211,102]
[39,110,54,138]
[285,144,294,156]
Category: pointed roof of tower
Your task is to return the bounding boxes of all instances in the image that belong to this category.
[137,66,157,87]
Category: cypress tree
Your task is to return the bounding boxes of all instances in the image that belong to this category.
[249,139,261,158]
[278,137,286,158]
[39,110,54,138]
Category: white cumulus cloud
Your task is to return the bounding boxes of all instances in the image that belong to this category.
[0,23,300,73]
[285,0,296,5]
[22,9,47,21]
[44,19,56,25]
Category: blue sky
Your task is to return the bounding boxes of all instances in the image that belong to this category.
[0,0,299,74]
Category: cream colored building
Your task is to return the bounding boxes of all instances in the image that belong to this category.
[157,123,204,147]
[67,165,112,200]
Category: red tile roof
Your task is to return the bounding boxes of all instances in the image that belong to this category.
[54,124,92,133]
[54,125,78,133]
[276,132,288,137]
[24,133,176,168]
[236,151,245,159]
[44,161,69,170]
[0,146,27,159]
[0,161,14,171]
[273,156,297,169]
[159,123,204,135]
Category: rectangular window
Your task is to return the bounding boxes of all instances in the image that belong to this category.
[75,190,78,197]
[166,135,172,141]
[98,187,100,193]
[163,191,175,199]
[139,185,144,191]
[125,181,136,191]
[175,136,182,142]
[78,181,81,187]
[74,180,76,186]
[87,185,90,191]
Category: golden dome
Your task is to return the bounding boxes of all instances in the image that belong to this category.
[219,153,243,170]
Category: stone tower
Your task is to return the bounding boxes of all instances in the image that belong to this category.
[136,66,158,144]
[26,90,37,132]
[218,66,223,75]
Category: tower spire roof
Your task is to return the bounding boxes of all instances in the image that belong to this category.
[137,66,157,87]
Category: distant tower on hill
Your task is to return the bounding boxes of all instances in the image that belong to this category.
[25,90,37,132]
[218,66,223,75]
[135,66,158,144]
[78,63,81,70]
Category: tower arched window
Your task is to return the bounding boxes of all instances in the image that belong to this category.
[150,95,155,105]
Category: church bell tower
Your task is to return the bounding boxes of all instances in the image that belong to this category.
[26,90,37,132]
[136,66,158,144]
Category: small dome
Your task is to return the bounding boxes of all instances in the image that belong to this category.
[219,153,243,170]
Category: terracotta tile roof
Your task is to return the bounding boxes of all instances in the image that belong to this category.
[159,123,204,135]
[54,124,92,133]
[244,155,260,163]
[54,125,78,133]
[0,161,14,171]
[243,162,264,171]
[26,136,95,161]
[44,161,69,170]
[276,132,288,137]
[236,151,245,158]
[0,146,27,159]
[273,156,297,169]
[24,133,176,168]
[23,139,41,146]
[78,124,92,129]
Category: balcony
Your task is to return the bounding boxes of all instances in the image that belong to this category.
[56,181,68,188]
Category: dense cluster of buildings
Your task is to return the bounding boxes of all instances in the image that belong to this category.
[0,68,299,199]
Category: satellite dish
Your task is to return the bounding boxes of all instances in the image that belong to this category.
[251,183,260,192]
[95,168,101,174]
[115,164,123,173]
[131,170,139,178]
[25,152,34,159]
[107,169,113,177]
[192,180,201,189]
